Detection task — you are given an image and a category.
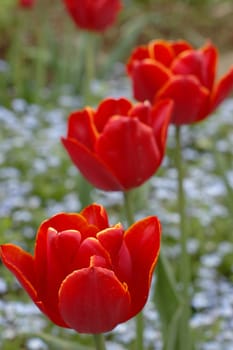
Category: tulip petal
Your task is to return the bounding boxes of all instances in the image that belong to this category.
[46,228,82,281]
[126,46,150,75]
[155,75,210,125]
[97,225,124,259]
[0,244,67,327]
[67,108,98,151]
[210,66,233,112]
[75,237,111,269]
[64,0,122,32]
[130,60,171,103]
[34,213,99,302]
[171,40,193,56]
[59,267,131,333]
[148,40,175,66]
[129,100,152,125]
[200,42,218,89]
[124,216,161,317]
[150,99,173,157]
[81,203,109,230]
[129,99,172,164]
[61,137,123,191]
[36,228,82,327]
[95,116,160,190]
[112,241,132,287]
[0,244,36,301]
[94,98,132,132]
[171,43,217,90]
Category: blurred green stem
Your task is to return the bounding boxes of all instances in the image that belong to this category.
[175,126,191,350]
[78,174,92,208]
[93,334,106,350]
[76,31,97,207]
[123,190,144,350]
[83,31,96,104]
[123,190,134,226]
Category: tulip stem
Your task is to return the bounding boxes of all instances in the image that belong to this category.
[175,126,191,350]
[93,333,107,350]
[83,31,96,104]
[123,190,134,225]
[123,190,144,350]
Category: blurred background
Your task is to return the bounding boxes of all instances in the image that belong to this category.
[0,1,233,349]
[1,0,233,104]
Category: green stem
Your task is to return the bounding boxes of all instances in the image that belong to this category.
[93,334,107,350]
[123,190,144,350]
[78,174,93,208]
[175,126,191,350]
[33,3,49,102]
[83,31,96,104]
[123,190,134,225]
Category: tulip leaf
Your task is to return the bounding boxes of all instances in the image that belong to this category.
[1,336,27,350]
[153,249,181,331]
[37,332,94,350]
[212,144,233,215]
[163,303,183,350]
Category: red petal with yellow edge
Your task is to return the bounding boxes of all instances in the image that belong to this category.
[126,46,150,75]
[61,137,123,191]
[129,100,152,125]
[75,237,111,269]
[130,60,171,103]
[0,244,36,301]
[97,225,124,259]
[38,228,82,327]
[46,229,81,275]
[111,240,132,287]
[200,42,218,89]
[94,98,132,132]
[81,203,109,230]
[95,117,159,190]
[155,75,210,125]
[171,43,217,90]
[171,40,193,56]
[59,266,131,333]
[210,66,233,112]
[0,243,68,328]
[34,213,100,300]
[67,108,98,151]
[45,229,82,299]
[148,40,175,66]
[150,99,173,156]
[124,216,161,318]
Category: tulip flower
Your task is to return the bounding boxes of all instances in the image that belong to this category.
[0,203,161,334]
[61,97,173,191]
[127,39,233,125]
[63,0,122,32]
[19,0,35,8]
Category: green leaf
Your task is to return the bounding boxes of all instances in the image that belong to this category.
[154,249,181,330]
[212,144,233,215]
[164,303,184,350]
[37,332,94,350]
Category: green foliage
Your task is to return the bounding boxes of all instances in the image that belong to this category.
[37,333,94,350]
[0,0,233,349]
[0,0,15,26]
[154,251,182,350]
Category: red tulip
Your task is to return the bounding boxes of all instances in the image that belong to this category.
[0,203,161,334]
[61,97,173,191]
[19,0,35,8]
[127,39,233,125]
[63,0,122,32]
